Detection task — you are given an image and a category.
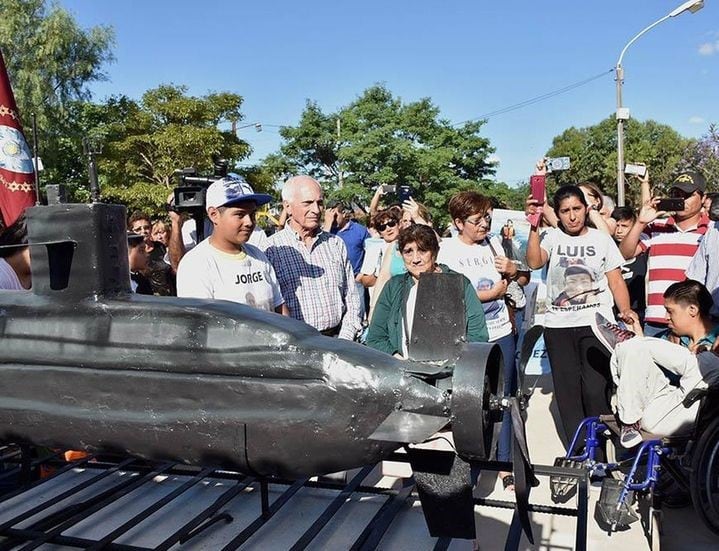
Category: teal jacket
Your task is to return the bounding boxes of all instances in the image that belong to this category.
[366,264,489,356]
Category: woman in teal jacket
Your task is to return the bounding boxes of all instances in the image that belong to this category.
[366,224,488,356]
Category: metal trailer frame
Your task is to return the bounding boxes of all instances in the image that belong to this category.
[0,447,590,551]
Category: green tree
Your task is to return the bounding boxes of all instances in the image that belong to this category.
[29,85,253,215]
[45,96,135,202]
[0,0,115,186]
[96,85,252,215]
[261,85,505,226]
[546,115,690,205]
[679,123,719,191]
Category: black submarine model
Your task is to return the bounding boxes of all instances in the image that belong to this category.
[0,195,535,543]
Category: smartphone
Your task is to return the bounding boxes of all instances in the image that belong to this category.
[624,163,647,177]
[657,198,685,212]
[381,184,396,194]
[530,175,545,203]
[397,185,412,203]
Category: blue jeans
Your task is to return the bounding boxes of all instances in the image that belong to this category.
[643,322,668,337]
[494,332,518,462]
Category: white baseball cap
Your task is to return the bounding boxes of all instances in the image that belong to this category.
[205,174,273,211]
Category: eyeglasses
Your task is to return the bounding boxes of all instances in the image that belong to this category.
[376,220,398,232]
[464,213,492,227]
[132,224,151,232]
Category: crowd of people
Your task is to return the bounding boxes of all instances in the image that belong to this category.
[2,163,719,496]
[526,165,719,455]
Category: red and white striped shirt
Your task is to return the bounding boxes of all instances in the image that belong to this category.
[639,214,709,324]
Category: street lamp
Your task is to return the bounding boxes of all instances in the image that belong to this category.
[231,121,262,134]
[615,0,704,206]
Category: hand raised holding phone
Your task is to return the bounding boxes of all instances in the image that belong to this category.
[526,174,546,227]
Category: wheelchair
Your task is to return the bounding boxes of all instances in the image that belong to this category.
[551,383,719,545]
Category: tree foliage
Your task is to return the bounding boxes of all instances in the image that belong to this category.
[0,0,115,186]
[679,123,719,191]
[46,86,253,216]
[546,115,690,206]
[261,85,523,226]
[96,85,252,215]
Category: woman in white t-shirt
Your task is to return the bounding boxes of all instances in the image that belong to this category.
[526,185,636,454]
[438,191,529,491]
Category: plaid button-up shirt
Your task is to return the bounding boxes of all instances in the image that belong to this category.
[266,225,362,340]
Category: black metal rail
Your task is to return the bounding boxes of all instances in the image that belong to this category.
[0,446,589,550]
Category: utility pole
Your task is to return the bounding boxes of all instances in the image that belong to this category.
[337,118,344,188]
[613,0,705,206]
[615,65,627,207]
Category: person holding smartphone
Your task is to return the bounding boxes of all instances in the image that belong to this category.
[619,172,709,336]
[526,185,636,453]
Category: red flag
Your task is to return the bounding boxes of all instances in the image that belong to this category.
[0,48,36,228]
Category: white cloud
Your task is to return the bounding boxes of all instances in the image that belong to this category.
[689,116,705,124]
[487,154,501,165]
[698,40,719,55]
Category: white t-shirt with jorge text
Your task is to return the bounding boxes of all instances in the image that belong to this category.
[177,239,284,312]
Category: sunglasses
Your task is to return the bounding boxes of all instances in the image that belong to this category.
[464,213,492,226]
[376,220,398,232]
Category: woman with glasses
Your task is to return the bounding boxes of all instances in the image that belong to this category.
[438,191,529,491]
[526,184,636,456]
[364,195,439,317]
[366,224,488,356]
[358,208,405,289]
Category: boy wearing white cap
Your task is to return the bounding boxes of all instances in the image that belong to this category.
[176,175,287,314]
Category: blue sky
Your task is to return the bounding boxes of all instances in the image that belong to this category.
[59,0,718,186]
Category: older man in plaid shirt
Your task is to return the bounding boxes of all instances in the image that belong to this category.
[266,175,362,340]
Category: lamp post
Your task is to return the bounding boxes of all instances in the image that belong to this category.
[615,0,704,206]
[231,121,262,134]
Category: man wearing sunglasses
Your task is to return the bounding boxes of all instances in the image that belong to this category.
[620,171,709,335]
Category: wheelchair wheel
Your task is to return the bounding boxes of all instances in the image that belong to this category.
[690,415,719,535]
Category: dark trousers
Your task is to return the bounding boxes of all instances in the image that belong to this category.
[544,326,613,453]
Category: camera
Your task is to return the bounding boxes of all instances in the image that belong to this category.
[544,156,570,173]
[379,183,411,203]
[624,163,647,177]
[171,158,228,212]
[168,157,229,242]
[656,198,685,212]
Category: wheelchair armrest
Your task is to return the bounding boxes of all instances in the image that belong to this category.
[683,388,708,408]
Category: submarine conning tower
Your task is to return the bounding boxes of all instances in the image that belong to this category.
[26,202,131,298]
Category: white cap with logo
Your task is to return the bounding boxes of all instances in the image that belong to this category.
[205,174,273,212]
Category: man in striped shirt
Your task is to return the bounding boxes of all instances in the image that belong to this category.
[266,175,362,340]
[620,172,709,335]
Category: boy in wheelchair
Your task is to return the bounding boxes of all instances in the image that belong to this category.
[593,280,719,448]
